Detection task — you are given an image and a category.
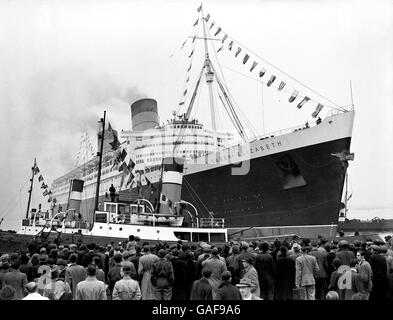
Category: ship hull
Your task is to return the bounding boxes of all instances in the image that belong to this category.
[181,137,351,238]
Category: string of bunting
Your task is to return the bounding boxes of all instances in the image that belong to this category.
[198,10,328,118]
[32,162,54,203]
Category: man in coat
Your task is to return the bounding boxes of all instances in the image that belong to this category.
[356,250,373,299]
[151,249,174,300]
[65,253,87,299]
[138,245,159,300]
[295,246,319,300]
[309,241,329,299]
[76,264,106,300]
[214,271,242,300]
[107,253,123,298]
[254,242,276,300]
[190,268,213,300]
[201,247,227,298]
[275,246,296,300]
[2,258,27,299]
[369,246,387,300]
[169,249,187,300]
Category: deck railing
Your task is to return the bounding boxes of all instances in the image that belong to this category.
[198,218,225,228]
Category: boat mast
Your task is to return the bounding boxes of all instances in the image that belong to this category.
[94,111,106,213]
[344,172,348,216]
[25,158,36,219]
[201,5,217,133]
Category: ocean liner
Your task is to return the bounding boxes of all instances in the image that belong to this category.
[46,6,355,239]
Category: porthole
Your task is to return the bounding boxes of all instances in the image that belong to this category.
[109,227,112,230]
[119,228,123,231]
[137,229,140,232]
[99,226,103,229]
[157,230,160,233]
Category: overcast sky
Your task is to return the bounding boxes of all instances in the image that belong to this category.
[0,0,392,231]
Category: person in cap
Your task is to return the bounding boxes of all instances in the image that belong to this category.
[226,245,242,285]
[236,278,262,300]
[138,245,159,300]
[112,265,141,300]
[255,242,276,300]
[369,245,387,300]
[336,240,355,267]
[214,270,241,300]
[151,249,174,300]
[107,253,124,298]
[91,256,106,283]
[56,258,68,281]
[76,264,106,300]
[42,268,71,300]
[355,250,372,299]
[309,241,329,300]
[65,253,87,300]
[201,247,227,299]
[240,253,260,298]
[170,248,187,300]
[19,254,34,283]
[2,257,27,300]
[275,246,296,300]
[295,245,319,300]
[22,282,49,300]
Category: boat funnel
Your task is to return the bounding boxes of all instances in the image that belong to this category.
[131,98,159,132]
[159,157,184,215]
[67,179,84,213]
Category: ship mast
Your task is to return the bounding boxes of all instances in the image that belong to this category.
[25,158,36,219]
[93,111,106,215]
[201,6,217,133]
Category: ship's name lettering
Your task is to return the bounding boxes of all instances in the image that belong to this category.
[250,140,282,154]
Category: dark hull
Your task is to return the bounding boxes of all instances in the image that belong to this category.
[180,137,351,237]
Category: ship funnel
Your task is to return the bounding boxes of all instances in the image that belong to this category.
[67,179,84,214]
[131,98,159,132]
[159,157,184,215]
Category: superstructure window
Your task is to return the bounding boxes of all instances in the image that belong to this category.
[274,153,307,190]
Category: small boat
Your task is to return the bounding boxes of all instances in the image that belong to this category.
[17,112,227,243]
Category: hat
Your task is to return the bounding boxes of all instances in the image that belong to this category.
[211,247,219,255]
[39,256,48,263]
[236,278,255,288]
[56,259,67,266]
[51,269,60,279]
[40,248,47,253]
[158,249,167,258]
[0,254,9,262]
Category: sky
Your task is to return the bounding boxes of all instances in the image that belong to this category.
[0,0,392,231]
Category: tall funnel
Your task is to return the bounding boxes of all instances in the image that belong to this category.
[131,98,159,132]
[159,157,184,215]
[67,179,84,213]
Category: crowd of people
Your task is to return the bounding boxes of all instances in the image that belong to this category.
[0,234,392,300]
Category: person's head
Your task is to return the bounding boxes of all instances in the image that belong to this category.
[280,246,287,257]
[241,255,253,268]
[87,263,97,276]
[236,278,254,299]
[324,243,331,252]
[221,270,231,282]
[232,245,240,255]
[25,282,39,294]
[92,256,102,268]
[69,253,78,264]
[292,243,300,253]
[202,268,212,279]
[158,249,166,259]
[350,259,358,268]
[325,291,339,300]
[113,253,123,264]
[128,235,135,241]
[259,242,269,253]
[56,258,68,269]
[171,248,179,257]
[10,259,20,270]
[332,258,342,270]
[20,254,29,265]
[211,247,219,256]
[356,250,366,261]
[120,265,131,278]
[142,245,150,253]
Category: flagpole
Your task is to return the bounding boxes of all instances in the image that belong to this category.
[26,158,36,219]
[93,111,106,216]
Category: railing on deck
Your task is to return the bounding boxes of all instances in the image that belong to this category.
[198,218,225,228]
